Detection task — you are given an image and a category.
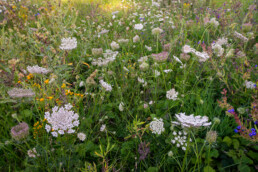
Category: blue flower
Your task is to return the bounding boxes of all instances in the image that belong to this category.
[251,128,256,132]
[35,13,40,17]
[249,133,253,137]
[237,126,241,130]
[234,129,238,133]
[254,121,258,125]
[228,109,235,113]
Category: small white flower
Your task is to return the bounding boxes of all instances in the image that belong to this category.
[133,35,140,43]
[77,132,86,141]
[59,37,77,50]
[149,118,165,135]
[134,23,143,30]
[168,151,173,157]
[79,81,84,87]
[100,124,106,132]
[152,27,163,35]
[166,88,178,100]
[99,80,112,92]
[119,102,124,112]
[110,41,120,50]
[145,45,152,51]
[28,148,38,158]
[154,70,160,77]
[244,80,256,89]
[51,132,58,137]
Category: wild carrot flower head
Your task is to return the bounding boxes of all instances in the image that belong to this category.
[44,103,79,137]
[172,112,211,128]
[59,37,77,50]
[8,88,35,98]
[27,65,51,74]
[11,122,29,141]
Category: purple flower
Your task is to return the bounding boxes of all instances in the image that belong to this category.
[138,142,150,161]
[237,126,241,130]
[254,121,258,125]
[11,122,29,141]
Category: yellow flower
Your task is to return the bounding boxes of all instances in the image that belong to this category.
[27,74,33,80]
[44,79,49,84]
[47,96,53,100]
[17,81,21,84]
[39,98,44,102]
[61,83,66,88]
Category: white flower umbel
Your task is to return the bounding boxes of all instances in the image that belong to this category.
[171,131,190,151]
[99,80,112,92]
[152,27,163,35]
[212,43,224,57]
[172,112,211,128]
[234,31,248,43]
[133,35,140,43]
[149,118,165,135]
[209,18,219,27]
[77,132,86,141]
[59,37,77,50]
[244,80,256,89]
[166,88,178,100]
[28,148,39,158]
[27,65,51,74]
[110,41,120,50]
[44,103,79,137]
[8,88,35,98]
[92,50,118,67]
[119,102,124,112]
[134,23,143,30]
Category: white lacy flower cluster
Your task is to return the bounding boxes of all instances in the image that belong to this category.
[92,50,118,67]
[166,88,178,100]
[44,104,79,137]
[244,80,256,89]
[27,65,51,74]
[134,23,143,30]
[234,31,248,43]
[182,45,210,62]
[59,37,77,50]
[150,118,165,135]
[152,27,163,35]
[138,77,147,87]
[99,80,112,92]
[211,37,228,57]
[209,18,219,27]
[77,132,86,141]
[119,102,124,111]
[8,88,35,98]
[172,112,211,128]
[110,41,120,50]
[171,131,190,151]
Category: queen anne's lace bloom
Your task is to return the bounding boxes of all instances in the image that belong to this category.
[59,37,77,50]
[8,88,35,98]
[134,23,143,30]
[244,80,256,89]
[27,65,51,74]
[172,112,211,128]
[149,118,165,135]
[99,80,112,92]
[171,131,190,151]
[166,88,178,100]
[77,132,86,141]
[44,104,79,137]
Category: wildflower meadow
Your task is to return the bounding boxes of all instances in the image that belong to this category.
[0,0,257,171]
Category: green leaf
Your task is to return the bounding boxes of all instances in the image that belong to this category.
[223,136,232,146]
[203,166,216,172]
[241,156,253,164]
[147,167,158,172]
[238,164,250,172]
[21,109,33,119]
[210,149,219,158]
[232,139,240,149]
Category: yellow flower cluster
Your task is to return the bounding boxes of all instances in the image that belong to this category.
[33,119,47,139]
[65,89,84,97]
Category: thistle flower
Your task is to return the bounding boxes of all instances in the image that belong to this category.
[149,118,165,135]
[11,122,29,141]
[172,112,211,128]
[166,88,178,100]
[59,37,77,50]
[77,132,86,141]
[206,131,218,144]
[151,51,169,62]
[44,104,79,137]
[92,48,103,56]
[8,88,35,98]
[27,65,51,74]
[151,27,163,35]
